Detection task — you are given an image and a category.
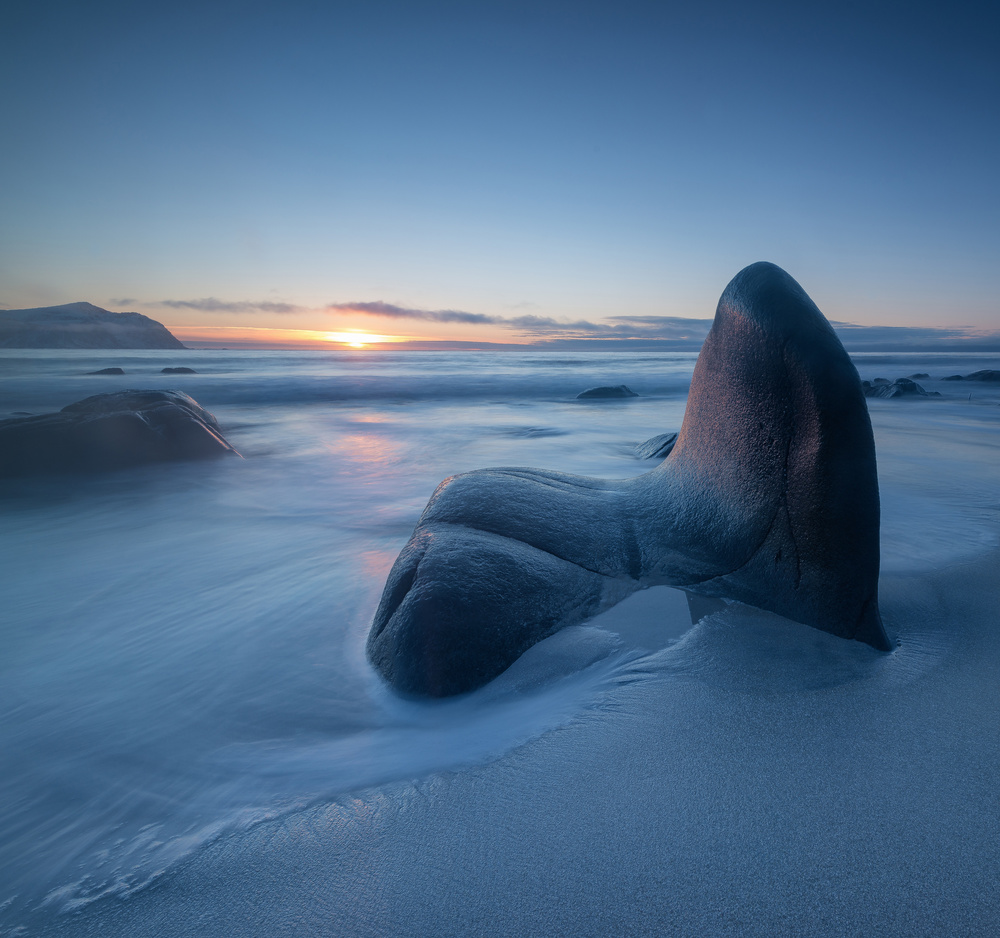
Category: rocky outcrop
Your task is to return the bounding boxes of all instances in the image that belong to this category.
[0,303,185,349]
[161,367,197,374]
[368,262,890,697]
[87,367,126,375]
[0,390,239,478]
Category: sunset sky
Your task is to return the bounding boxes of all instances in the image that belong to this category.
[2,1,997,349]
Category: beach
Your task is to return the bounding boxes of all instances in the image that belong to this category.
[1,349,999,936]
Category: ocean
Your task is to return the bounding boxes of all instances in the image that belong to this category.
[1,348,999,936]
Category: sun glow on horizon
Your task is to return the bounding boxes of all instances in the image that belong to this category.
[323,331,396,348]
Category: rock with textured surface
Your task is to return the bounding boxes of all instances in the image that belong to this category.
[0,390,239,478]
[368,262,890,697]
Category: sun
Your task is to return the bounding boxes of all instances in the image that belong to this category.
[323,331,389,348]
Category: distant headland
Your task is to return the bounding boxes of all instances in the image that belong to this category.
[0,302,185,349]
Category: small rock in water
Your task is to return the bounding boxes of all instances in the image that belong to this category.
[576,384,639,399]
[907,373,929,379]
[87,367,125,375]
[635,431,678,459]
[0,389,240,478]
[161,366,197,374]
[862,377,940,399]
[872,377,891,386]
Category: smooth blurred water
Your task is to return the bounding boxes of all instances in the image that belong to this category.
[0,348,998,928]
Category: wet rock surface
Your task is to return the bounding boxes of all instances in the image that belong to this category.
[634,431,678,459]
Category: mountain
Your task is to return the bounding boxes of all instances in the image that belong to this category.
[0,302,186,349]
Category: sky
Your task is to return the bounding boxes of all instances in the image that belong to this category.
[1,0,998,349]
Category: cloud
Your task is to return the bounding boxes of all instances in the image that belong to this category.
[156,298,306,314]
[327,300,715,340]
[830,322,1000,351]
[108,297,139,307]
[326,301,497,325]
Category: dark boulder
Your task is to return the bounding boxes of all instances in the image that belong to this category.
[368,262,890,697]
[964,370,1000,382]
[908,373,929,379]
[161,367,197,374]
[576,384,639,399]
[87,367,126,375]
[0,390,240,478]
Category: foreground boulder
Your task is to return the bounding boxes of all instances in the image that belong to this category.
[368,262,890,697]
[0,390,240,478]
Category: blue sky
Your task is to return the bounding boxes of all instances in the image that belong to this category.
[2,0,997,345]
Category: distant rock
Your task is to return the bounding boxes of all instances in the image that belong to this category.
[0,302,185,349]
[161,367,197,374]
[872,377,891,386]
[87,367,126,375]
[635,431,678,459]
[908,373,929,379]
[943,369,1000,383]
[0,389,240,478]
[576,384,639,399]
[862,377,940,399]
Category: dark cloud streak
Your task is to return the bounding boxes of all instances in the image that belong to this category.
[156,298,305,314]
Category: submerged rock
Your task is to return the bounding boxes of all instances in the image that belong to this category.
[576,384,639,399]
[87,367,126,375]
[0,389,240,478]
[161,367,197,374]
[368,262,890,697]
[862,377,940,399]
[635,431,678,460]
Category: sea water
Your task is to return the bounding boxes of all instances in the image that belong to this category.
[1,349,998,933]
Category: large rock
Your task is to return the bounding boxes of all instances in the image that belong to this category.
[367,263,891,697]
[0,390,239,478]
[0,302,185,349]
